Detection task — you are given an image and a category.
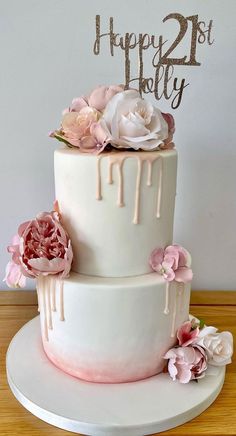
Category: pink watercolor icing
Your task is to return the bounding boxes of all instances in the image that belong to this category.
[42,340,165,383]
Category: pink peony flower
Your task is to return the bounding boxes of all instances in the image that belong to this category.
[5,211,73,286]
[149,244,193,283]
[88,84,124,112]
[177,320,200,346]
[164,345,207,383]
[4,261,26,288]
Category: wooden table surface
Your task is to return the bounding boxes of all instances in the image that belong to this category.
[0,290,235,436]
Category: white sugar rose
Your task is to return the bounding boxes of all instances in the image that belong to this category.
[100,90,169,151]
[196,328,233,366]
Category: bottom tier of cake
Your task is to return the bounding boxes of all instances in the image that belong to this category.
[37,272,190,383]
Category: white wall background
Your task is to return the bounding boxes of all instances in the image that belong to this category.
[1,0,236,290]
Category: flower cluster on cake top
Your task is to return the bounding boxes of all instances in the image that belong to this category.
[164,317,233,383]
[50,85,175,154]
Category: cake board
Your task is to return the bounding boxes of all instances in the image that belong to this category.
[6,317,225,436]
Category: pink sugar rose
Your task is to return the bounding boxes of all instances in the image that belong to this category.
[62,84,123,114]
[4,261,26,288]
[5,211,73,286]
[164,345,207,383]
[177,320,200,346]
[149,244,193,283]
[88,84,124,111]
[63,96,89,114]
[51,106,110,153]
[61,107,100,148]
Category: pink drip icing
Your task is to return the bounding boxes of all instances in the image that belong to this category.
[96,152,163,224]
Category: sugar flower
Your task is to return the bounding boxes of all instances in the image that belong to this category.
[149,244,193,283]
[194,327,233,366]
[4,211,73,288]
[164,316,234,383]
[164,345,207,384]
[101,89,169,151]
[4,261,26,288]
[50,84,175,153]
[177,320,200,347]
[88,84,124,112]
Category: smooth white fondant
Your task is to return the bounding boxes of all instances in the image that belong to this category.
[54,147,177,277]
[7,318,226,436]
[38,272,190,383]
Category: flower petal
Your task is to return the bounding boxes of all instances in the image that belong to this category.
[149,248,164,271]
[175,266,193,283]
[177,321,199,346]
[3,261,26,288]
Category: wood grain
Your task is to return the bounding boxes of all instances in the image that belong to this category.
[0,289,235,306]
[0,291,235,436]
[191,291,236,306]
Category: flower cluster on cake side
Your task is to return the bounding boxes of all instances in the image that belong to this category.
[164,318,233,383]
[50,84,175,153]
[149,244,233,383]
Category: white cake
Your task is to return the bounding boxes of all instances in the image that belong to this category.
[6,85,232,389]
[5,82,234,435]
[37,147,191,382]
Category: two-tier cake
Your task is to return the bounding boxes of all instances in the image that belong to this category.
[5,85,232,386]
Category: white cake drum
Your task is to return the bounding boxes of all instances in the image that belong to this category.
[6,317,226,436]
[37,272,190,383]
[54,147,177,277]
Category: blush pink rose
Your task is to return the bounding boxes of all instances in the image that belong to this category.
[4,261,26,288]
[62,85,123,114]
[149,244,193,283]
[88,85,124,111]
[61,107,99,147]
[63,96,89,115]
[164,345,207,383]
[51,106,109,153]
[177,320,200,346]
[6,211,73,284]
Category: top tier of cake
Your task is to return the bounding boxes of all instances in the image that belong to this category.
[55,147,177,277]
